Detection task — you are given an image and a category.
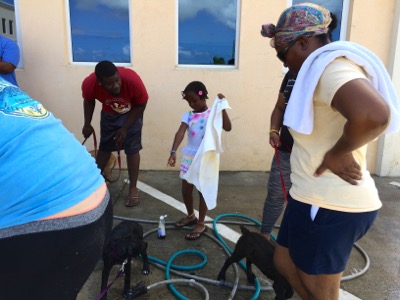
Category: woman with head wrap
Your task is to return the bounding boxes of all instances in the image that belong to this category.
[261,3,400,299]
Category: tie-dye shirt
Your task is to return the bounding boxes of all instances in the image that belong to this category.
[181,108,211,157]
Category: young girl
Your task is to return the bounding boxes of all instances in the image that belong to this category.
[167,81,232,240]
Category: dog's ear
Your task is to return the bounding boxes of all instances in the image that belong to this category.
[240,225,250,235]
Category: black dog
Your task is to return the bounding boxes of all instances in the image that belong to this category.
[101,220,150,299]
[217,225,293,300]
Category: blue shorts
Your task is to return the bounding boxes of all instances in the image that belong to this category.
[100,111,143,155]
[277,194,378,275]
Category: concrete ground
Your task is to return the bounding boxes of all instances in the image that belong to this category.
[77,170,400,300]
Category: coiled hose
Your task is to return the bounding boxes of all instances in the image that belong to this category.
[114,214,370,299]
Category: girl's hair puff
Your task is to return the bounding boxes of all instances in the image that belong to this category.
[183,81,209,100]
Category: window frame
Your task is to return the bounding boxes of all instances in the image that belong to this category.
[65,0,132,66]
[339,0,350,41]
[3,0,23,68]
[176,0,241,69]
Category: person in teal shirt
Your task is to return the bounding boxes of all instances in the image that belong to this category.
[0,77,112,299]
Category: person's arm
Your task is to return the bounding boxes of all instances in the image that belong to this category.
[222,110,232,131]
[82,100,96,138]
[114,103,147,147]
[315,78,390,184]
[167,122,188,167]
[0,40,19,74]
[0,59,16,73]
[217,93,232,131]
[269,91,285,148]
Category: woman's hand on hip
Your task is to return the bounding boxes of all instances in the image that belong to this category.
[314,150,362,185]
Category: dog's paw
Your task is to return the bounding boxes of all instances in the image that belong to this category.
[246,273,256,284]
[217,279,226,285]
[142,269,150,275]
[285,287,294,299]
[217,275,227,285]
[122,289,130,297]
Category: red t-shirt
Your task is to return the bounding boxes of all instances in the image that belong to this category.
[81,67,148,114]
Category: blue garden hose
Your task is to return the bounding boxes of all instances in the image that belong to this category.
[148,250,207,300]
[139,214,277,300]
[149,250,207,271]
[145,215,266,300]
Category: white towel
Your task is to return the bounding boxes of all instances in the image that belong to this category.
[182,97,231,210]
[284,41,400,134]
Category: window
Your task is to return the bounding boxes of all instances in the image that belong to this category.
[178,0,240,67]
[66,0,131,64]
[9,20,13,35]
[0,0,17,39]
[291,0,350,41]
[0,0,21,67]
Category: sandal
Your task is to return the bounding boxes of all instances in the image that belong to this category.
[124,195,139,207]
[175,216,198,227]
[185,225,207,241]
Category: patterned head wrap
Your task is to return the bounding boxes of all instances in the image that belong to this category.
[261,3,332,49]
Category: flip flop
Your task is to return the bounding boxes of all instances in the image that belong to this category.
[124,196,139,207]
[185,226,207,241]
[175,217,198,227]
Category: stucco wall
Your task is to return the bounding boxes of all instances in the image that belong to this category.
[14,0,398,174]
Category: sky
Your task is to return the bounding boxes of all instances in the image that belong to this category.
[178,0,237,65]
[1,0,14,5]
[69,0,130,63]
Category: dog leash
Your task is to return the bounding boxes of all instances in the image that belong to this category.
[106,146,122,183]
[82,130,122,183]
[82,130,98,157]
[95,259,128,300]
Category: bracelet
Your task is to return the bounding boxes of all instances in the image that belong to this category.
[170,150,176,155]
[269,129,280,135]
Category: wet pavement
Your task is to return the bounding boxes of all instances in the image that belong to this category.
[77,171,400,300]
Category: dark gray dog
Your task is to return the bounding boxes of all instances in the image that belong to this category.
[101,220,150,299]
[217,225,293,300]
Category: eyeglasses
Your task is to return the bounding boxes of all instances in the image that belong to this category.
[276,38,298,63]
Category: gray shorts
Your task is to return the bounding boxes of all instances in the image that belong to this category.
[100,111,143,155]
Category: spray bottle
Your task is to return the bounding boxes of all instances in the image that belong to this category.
[157,215,167,239]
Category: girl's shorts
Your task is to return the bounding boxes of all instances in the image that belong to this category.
[179,154,194,179]
[277,194,378,275]
[100,111,142,155]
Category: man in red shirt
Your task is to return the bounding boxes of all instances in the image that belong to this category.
[82,61,148,207]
